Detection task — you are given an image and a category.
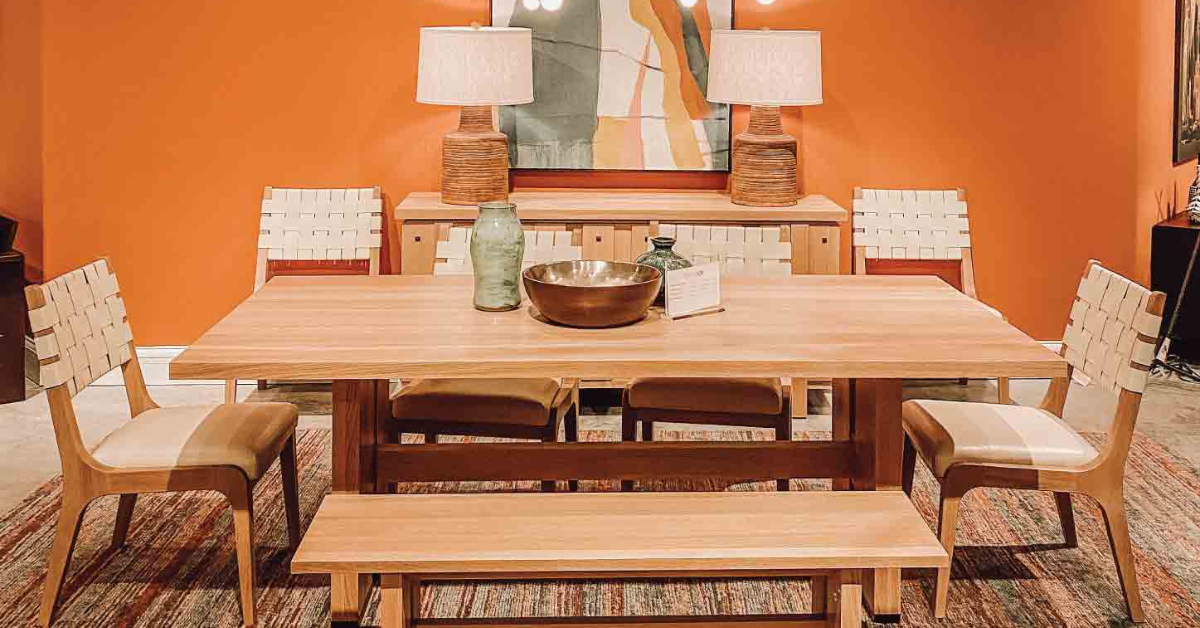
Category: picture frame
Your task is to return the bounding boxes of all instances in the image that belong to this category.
[1175,0,1200,164]
[491,0,733,173]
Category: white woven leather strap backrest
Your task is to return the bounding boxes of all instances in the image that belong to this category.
[660,224,793,277]
[258,187,383,261]
[1062,263,1163,394]
[853,189,970,260]
[27,260,134,398]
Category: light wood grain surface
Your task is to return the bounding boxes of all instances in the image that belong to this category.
[291,492,948,575]
[395,191,847,223]
[171,275,1064,381]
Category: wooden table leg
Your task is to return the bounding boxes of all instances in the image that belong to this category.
[850,378,904,623]
[331,380,386,626]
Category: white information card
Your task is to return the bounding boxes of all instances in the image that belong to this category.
[665,262,722,319]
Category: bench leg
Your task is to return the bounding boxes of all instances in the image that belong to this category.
[827,569,864,628]
[810,575,826,614]
[380,574,412,628]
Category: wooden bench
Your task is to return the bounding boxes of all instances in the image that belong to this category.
[292,491,947,627]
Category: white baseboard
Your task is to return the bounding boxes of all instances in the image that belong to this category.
[74,342,1067,388]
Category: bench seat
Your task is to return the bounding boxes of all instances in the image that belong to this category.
[293,491,947,628]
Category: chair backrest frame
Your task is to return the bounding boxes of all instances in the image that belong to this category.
[1039,260,1165,473]
[25,257,158,479]
[255,186,384,290]
[852,187,978,298]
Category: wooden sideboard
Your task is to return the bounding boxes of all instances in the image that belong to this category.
[395,191,847,276]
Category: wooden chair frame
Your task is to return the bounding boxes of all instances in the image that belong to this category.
[902,260,1165,621]
[621,384,796,492]
[226,185,385,403]
[388,380,581,492]
[852,187,1010,404]
[28,259,300,628]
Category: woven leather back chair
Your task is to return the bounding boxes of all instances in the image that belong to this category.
[226,186,385,401]
[901,260,1165,621]
[27,258,301,627]
[853,187,1010,403]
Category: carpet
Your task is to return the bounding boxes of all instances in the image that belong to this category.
[0,428,1198,627]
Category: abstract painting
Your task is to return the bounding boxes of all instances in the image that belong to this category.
[1176,0,1200,163]
[492,0,732,171]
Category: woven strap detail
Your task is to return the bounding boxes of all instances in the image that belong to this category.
[258,187,383,261]
[1062,263,1163,394]
[853,188,970,260]
[27,260,133,397]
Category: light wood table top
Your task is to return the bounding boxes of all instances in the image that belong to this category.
[291,492,949,575]
[395,190,847,223]
[170,275,1065,381]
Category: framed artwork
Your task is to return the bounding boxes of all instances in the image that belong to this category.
[491,0,732,172]
[1176,0,1200,164]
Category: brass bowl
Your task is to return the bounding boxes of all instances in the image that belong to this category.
[523,261,663,328]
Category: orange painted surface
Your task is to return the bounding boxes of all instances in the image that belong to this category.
[1,0,43,281]
[36,0,1186,344]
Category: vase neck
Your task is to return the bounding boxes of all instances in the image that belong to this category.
[651,236,677,251]
[748,105,783,136]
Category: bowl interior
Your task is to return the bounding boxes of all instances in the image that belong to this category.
[523,260,661,288]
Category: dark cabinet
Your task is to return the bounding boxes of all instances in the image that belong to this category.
[0,250,25,403]
[1151,214,1200,361]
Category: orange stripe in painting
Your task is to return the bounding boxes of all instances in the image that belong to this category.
[630,0,704,169]
[620,37,652,169]
[650,0,708,121]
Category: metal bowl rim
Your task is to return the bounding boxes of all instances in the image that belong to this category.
[521,260,663,288]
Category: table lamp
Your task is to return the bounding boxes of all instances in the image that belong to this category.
[707,29,823,207]
[417,26,533,206]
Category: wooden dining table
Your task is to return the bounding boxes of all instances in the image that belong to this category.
[170,274,1067,626]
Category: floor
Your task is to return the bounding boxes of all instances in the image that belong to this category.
[2,375,1197,512]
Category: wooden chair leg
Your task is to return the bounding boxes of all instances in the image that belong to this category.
[776,411,791,492]
[564,406,579,492]
[810,575,826,615]
[902,434,917,497]
[279,434,302,551]
[997,377,1011,405]
[39,495,90,627]
[641,420,654,442]
[111,494,137,551]
[424,432,437,444]
[227,479,257,628]
[934,488,963,619]
[224,380,237,404]
[1098,494,1145,622]
[621,405,637,492]
[1055,492,1078,548]
[380,573,412,628]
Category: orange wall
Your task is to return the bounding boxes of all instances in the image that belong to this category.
[38,0,1180,344]
[1,0,44,281]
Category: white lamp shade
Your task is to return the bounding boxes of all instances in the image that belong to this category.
[416,26,534,106]
[706,30,823,107]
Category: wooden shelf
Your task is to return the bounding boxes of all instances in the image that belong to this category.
[395,191,847,223]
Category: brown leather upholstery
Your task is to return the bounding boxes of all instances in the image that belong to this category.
[90,402,299,480]
[392,379,561,426]
[626,378,784,415]
[903,399,1099,478]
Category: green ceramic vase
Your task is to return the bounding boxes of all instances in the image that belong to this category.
[470,202,525,311]
[636,236,692,303]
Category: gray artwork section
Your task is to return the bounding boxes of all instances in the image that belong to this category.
[500,0,601,169]
[678,9,729,171]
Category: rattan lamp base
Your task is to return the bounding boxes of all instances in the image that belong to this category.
[441,105,510,206]
[730,106,798,207]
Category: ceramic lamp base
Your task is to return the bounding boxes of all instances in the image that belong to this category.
[441,106,510,206]
[730,105,798,207]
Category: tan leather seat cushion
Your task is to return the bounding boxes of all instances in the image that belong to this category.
[90,402,299,480]
[903,399,1098,478]
[626,378,783,415]
[392,379,560,426]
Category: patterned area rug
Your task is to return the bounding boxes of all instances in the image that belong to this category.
[1,428,1198,627]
